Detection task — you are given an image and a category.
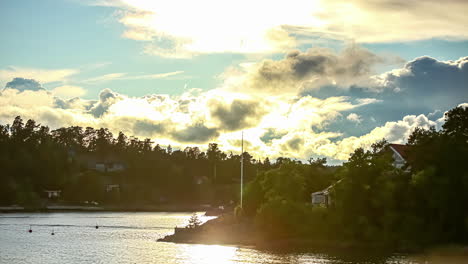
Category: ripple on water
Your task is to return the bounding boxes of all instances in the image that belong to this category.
[0,212,419,264]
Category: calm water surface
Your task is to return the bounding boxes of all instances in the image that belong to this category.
[0,212,432,264]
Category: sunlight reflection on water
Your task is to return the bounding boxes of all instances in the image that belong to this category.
[0,212,428,264]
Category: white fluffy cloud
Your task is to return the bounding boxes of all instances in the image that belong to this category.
[88,0,468,57]
[346,113,362,123]
[0,74,383,161]
[1,49,465,163]
[322,114,439,160]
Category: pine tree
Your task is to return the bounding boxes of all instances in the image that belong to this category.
[187,213,202,228]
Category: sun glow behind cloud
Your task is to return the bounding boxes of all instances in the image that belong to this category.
[3,0,468,164]
[88,0,468,58]
[107,0,326,56]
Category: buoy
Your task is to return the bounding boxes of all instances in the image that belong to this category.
[51,229,55,235]
[95,223,99,229]
[28,225,32,233]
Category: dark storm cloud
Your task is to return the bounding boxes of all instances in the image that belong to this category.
[172,124,219,143]
[210,99,264,131]
[4,77,45,92]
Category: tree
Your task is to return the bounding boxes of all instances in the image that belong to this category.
[442,105,468,139]
[187,213,202,228]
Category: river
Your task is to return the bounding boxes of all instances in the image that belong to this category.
[0,212,459,264]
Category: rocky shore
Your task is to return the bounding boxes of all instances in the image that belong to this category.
[157,213,386,251]
[158,213,457,253]
[158,214,258,246]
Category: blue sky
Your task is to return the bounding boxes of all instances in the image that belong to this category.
[1,0,467,163]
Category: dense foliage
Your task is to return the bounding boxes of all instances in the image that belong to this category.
[0,116,267,206]
[242,106,468,247]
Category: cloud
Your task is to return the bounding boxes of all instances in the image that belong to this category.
[89,88,124,117]
[1,52,464,164]
[132,119,168,137]
[87,0,468,57]
[315,0,468,43]
[83,73,127,84]
[373,56,468,110]
[324,113,440,160]
[286,137,303,151]
[0,66,78,86]
[0,76,379,160]
[303,55,468,136]
[51,85,87,98]
[4,78,44,92]
[346,113,362,123]
[82,71,184,84]
[210,99,265,131]
[172,124,219,143]
[223,46,388,95]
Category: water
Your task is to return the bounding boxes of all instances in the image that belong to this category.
[0,212,440,263]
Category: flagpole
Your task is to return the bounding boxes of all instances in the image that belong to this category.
[240,131,244,208]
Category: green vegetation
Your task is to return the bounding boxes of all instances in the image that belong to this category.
[241,105,468,249]
[1,105,467,250]
[0,116,281,207]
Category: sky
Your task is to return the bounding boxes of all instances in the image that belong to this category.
[0,0,467,164]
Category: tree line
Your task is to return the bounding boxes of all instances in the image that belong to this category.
[0,116,334,207]
[241,105,468,248]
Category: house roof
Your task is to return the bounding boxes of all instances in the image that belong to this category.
[311,179,343,196]
[388,144,409,160]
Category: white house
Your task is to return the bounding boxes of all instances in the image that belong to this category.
[311,180,342,207]
[311,144,410,206]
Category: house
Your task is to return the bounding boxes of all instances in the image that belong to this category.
[44,190,61,199]
[311,143,410,206]
[311,180,341,207]
[311,189,331,206]
[388,143,409,169]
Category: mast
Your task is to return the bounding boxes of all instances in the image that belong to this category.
[240,131,244,208]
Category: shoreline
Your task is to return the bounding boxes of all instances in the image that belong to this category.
[0,205,221,214]
[157,214,468,255]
